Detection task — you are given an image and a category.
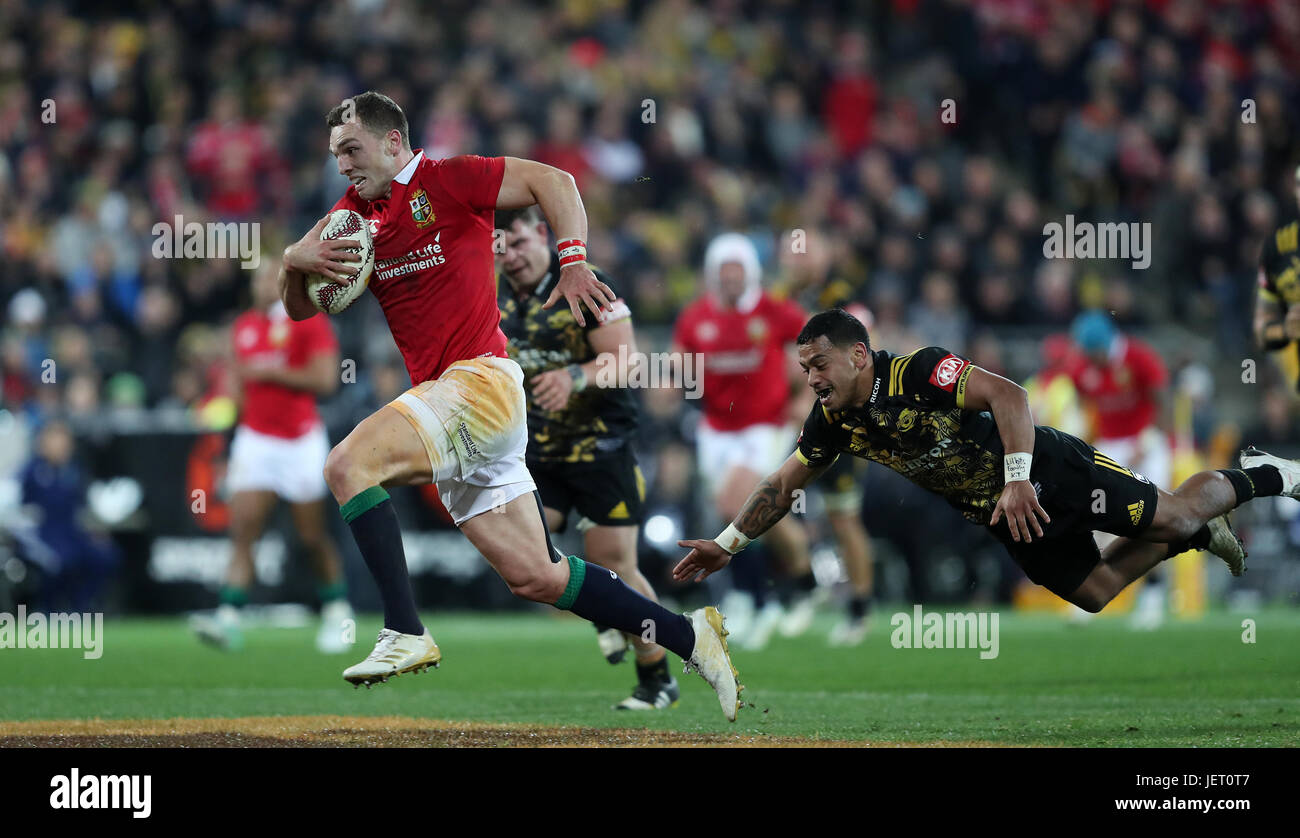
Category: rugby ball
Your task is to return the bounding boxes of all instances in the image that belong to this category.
[305,209,374,315]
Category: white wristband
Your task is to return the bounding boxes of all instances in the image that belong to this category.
[1004,452,1032,483]
[714,523,752,555]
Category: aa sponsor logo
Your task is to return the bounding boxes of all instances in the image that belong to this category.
[0,605,103,660]
[151,214,261,269]
[890,604,999,660]
[50,769,151,819]
[1042,214,1151,269]
[593,345,705,399]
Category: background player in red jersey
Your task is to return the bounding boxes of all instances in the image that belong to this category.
[1066,310,1171,628]
[276,93,740,718]
[190,260,354,653]
[672,233,813,649]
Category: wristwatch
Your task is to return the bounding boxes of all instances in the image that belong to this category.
[566,363,587,393]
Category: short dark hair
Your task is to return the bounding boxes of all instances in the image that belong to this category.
[494,205,545,232]
[797,308,871,351]
[326,91,409,149]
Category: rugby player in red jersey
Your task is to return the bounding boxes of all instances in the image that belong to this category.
[277,92,739,718]
[1066,311,1172,628]
[672,233,814,649]
[191,260,354,654]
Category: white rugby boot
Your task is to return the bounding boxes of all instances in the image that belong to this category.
[191,603,244,651]
[1205,514,1247,577]
[1239,448,1300,498]
[596,626,630,664]
[682,606,742,721]
[828,616,869,647]
[343,627,440,687]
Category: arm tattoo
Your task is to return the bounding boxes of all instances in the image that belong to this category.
[735,478,793,538]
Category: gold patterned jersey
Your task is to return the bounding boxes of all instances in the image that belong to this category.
[1257,218,1300,386]
[795,346,1008,524]
[497,254,638,462]
[1258,219,1300,308]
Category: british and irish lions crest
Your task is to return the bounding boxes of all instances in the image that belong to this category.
[409,188,436,228]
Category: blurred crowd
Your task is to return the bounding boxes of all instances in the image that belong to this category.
[2,0,1300,593]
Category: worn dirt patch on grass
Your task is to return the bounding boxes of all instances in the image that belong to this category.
[0,716,1012,747]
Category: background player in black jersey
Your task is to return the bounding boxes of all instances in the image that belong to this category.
[673,309,1300,616]
[1252,165,1300,380]
[495,206,678,710]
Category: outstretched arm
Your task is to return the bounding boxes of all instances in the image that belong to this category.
[961,366,1050,542]
[673,453,826,582]
[495,157,614,326]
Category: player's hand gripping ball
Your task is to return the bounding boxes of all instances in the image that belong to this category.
[305,209,374,314]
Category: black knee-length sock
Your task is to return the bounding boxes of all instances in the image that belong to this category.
[554,556,695,659]
[341,487,423,636]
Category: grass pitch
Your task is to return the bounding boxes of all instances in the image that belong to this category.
[1,608,1296,747]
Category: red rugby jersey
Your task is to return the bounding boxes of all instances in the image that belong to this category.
[233,303,337,438]
[331,150,508,384]
[673,293,806,431]
[1066,336,1167,440]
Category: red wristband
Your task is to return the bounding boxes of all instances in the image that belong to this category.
[557,238,587,267]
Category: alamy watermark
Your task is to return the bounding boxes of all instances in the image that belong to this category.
[0,605,103,659]
[1042,215,1151,269]
[890,604,999,659]
[593,345,705,399]
[151,215,261,269]
[50,769,151,818]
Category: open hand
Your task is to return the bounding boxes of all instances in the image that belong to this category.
[672,538,735,583]
[542,263,614,327]
[990,480,1050,543]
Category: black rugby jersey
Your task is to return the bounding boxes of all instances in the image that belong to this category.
[497,253,638,462]
[795,346,1007,524]
[1257,218,1300,388]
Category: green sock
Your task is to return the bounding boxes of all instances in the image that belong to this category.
[219,586,248,608]
[318,581,348,604]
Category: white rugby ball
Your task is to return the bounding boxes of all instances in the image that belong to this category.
[305,209,374,315]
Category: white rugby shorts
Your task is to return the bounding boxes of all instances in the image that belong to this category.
[227,423,330,503]
[389,355,536,526]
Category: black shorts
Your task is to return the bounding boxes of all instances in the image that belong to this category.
[529,449,646,529]
[989,427,1159,598]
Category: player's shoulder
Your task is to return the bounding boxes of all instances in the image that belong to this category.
[888,345,971,395]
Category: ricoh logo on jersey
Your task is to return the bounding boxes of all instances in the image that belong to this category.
[373,234,447,282]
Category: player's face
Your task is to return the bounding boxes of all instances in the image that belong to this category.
[495,220,551,285]
[330,122,400,202]
[798,336,868,410]
[716,261,747,306]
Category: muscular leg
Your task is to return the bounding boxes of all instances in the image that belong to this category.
[828,510,872,598]
[1064,467,1267,612]
[324,404,433,636]
[1066,537,1170,614]
[227,490,278,591]
[1132,472,1238,544]
[460,496,698,660]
